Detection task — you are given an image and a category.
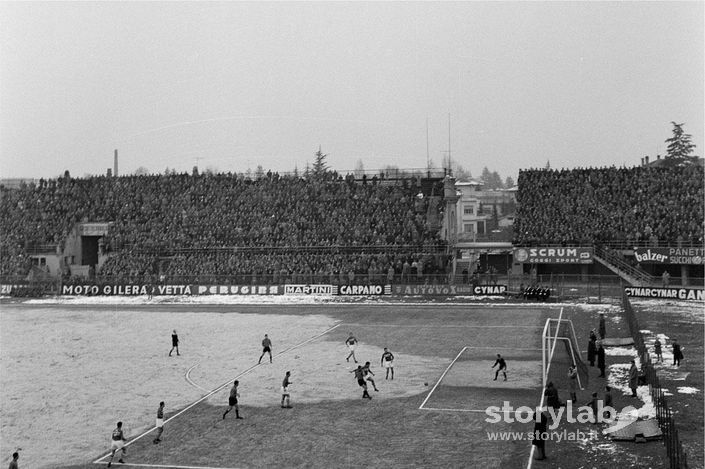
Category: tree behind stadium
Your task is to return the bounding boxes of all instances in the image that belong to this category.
[664,122,699,166]
[312,146,329,178]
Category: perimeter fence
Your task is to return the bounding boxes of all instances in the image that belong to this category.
[622,293,688,469]
[2,272,636,302]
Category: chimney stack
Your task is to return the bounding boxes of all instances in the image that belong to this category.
[114,149,118,177]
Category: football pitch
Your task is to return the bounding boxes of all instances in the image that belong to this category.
[1,303,561,469]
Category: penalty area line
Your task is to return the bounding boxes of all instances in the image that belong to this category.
[420,407,489,413]
[419,346,467,410]
[344,323,543,329]
[93,323,341,464]
[462,346,543,351]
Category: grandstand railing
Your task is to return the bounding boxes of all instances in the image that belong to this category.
[594,245,655,284]
[68,272,639,300]
[622,293,689,469]
[124,243,451,257]
[341,167,450,180]
[87,272,454,286]
[24,243,60,255]
[458,228,514,243]
[0,276,60,296]
[602,240,704,250]
[509,240,703,250]
[3,269,696,298]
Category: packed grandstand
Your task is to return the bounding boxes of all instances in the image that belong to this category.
[0,162,703,287]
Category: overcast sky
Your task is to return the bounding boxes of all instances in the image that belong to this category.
[0,1,703,181]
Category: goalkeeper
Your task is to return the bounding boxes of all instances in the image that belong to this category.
[492,354,508,381]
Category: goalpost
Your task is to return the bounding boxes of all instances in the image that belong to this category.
[541,312,588,391]
[530,309,590,469]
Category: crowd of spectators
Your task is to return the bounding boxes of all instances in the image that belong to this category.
[4,163,702,283]
[98,249,449,285]
[513,164,704,246]
[0,171,446,281]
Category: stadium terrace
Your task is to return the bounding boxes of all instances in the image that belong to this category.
[0,163,703,298]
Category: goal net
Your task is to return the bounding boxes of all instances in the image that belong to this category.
[541,314,589,390]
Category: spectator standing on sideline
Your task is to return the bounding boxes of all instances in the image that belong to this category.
[587,336,597,367]
[672,339,684,367]
[604,386,613,416]
[598,313,606,339]
[544,381,562,410]
[628,360,639,397]
[597,342,606,378]
[259,334,273,364]
[532,410,548,460]
[654,338,663,363]
[568,366,578,402]
[387,265,395,284]
[587,392,599,422]
[8,452,19,469]
[402,260,410,283]
[169,330,180,357]
[662,270,671,287]
[589,329,597,342]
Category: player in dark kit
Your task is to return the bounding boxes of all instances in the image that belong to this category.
[281,371,292,408]
[8,452,19,469]
[222,380,243,420]
[169,330,180,356]
[107,421,127,467]
[259,334,273,364]
[351,365,372,399]
[492,354,507,381]
[153,401,165,444]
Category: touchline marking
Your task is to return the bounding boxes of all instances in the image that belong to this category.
[93,323,341,465]
[185,363,209,393]
[419,346,467,410]
[91,463,244,469]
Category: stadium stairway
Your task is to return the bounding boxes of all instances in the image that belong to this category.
[593,245,656,286]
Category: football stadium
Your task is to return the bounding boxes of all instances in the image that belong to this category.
[1,157,703,469]
[1,3,704,469]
